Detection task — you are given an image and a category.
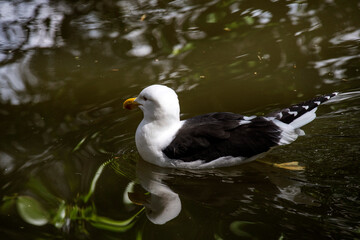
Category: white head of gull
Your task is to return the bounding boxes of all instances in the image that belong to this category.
[135,85,180,125]
[124,85,184,167]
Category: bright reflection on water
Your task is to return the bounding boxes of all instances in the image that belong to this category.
[1,0,360,239]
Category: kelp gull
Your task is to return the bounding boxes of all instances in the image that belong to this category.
[123,85,338,169]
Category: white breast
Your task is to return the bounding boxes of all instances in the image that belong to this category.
[135,120,184,166]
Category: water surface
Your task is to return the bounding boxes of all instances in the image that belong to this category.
[1,0,360,239]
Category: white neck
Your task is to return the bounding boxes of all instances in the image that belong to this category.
[143,110,179,127]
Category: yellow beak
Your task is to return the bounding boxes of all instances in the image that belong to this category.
[123,97,140,110]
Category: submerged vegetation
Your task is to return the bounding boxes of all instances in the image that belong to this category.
[1,157,144,237]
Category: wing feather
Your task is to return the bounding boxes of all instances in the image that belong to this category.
[162,112,281,162]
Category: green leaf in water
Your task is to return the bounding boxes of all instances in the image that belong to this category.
[73,136,87,152]
[214,233,224,240]
[136,228,143,240]
[89,208,144,232]
[243,16,255,25]
[247,60,257,68]
[26,177,61,207]
[206,13,217,23]
[16,196,50,226]
[172,42,195,56]
[52,200,66,229]
[229,221,256,238]
[1,196,17,214]
[84,160,112,203]
[225,21,243,30]
[91,131,100,139]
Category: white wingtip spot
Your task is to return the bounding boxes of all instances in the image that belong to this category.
[239,120,251,125]
[302,105,309,110]
[314,101,321,105]
[288,111,298,116]
[243,116,256,121]
[289,108,317,129]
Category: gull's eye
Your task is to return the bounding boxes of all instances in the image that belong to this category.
[143,96,148,101]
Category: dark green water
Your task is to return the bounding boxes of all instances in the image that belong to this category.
[1,0,360,239]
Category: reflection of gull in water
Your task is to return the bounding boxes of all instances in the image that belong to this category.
[128,159,181,225]
[170,162,318,207]
[127,158,318,225]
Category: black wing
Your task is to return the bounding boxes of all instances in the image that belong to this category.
[162,112,281,162]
